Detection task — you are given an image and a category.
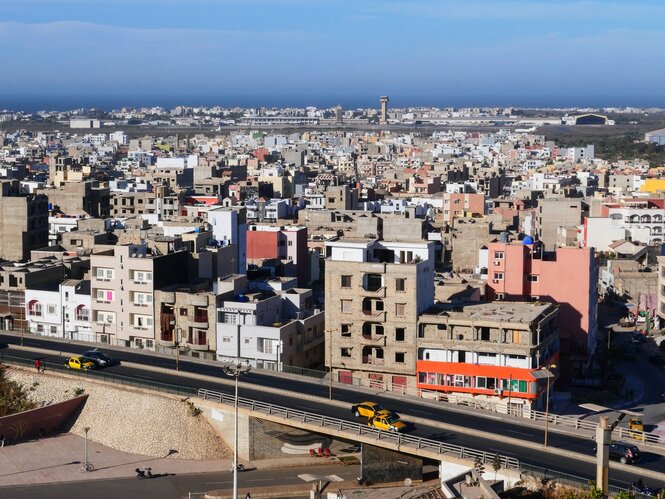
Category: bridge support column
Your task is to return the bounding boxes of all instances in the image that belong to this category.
[360,443,422,485]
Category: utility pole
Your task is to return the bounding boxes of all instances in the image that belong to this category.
[596,416,610,496]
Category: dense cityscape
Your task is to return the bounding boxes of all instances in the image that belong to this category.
[1,100,665,498]
[4,0,665,498]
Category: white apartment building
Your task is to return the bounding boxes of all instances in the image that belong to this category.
[216,275,324,370]
[25,279,92,341]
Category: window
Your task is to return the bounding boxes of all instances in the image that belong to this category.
[512,330,522,343]
[496,293,505,300]
[395,278,406,292]
[134,293,153,305]
[395,303,406,317]
[288,241,293,246]
[47,305,57,315]
[494,251,505,259]
[180,308,188,316]
[341,324,351,337]
[50,326,57,335]
[526,274,539,282]
[257,337,275,354]
[341,348,352,357]
[244,338,251,344]
[96,290,114,302]
[395,352,405,363]
[133,271,153,283]
[222,337,232,343]
[225,313,238,324]
[341,275,352,288]
[95,268,114,280]
[96,311,115,324]
[341,300,352,313]
[396,328,405,341]
[480,327,490,341]
[494,273,504,281]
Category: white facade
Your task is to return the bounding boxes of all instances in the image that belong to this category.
[208,207,247,273]
[25,280,92,341]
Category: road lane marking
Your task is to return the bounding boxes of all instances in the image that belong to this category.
[410,409,431,415]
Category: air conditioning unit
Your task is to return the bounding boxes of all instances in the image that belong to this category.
[494,388,502,395]
[493,260,501,266]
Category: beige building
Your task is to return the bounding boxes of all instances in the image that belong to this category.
[0,180,49,262]
[325,239,435,390]
[90,244,189,348]
[155,283,218,360]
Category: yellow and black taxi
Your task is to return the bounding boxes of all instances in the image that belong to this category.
[65,356,97,370]
[367,413,407,432]
[352,401,396,419]
[628,418,645,441]
[352,401,383,418]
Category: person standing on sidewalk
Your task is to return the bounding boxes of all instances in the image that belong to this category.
[35,359,41,373]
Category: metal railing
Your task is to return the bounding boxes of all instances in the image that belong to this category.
[197,388,521,470]
[0,353,198,398]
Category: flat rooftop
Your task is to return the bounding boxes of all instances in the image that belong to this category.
[422,301,555,324]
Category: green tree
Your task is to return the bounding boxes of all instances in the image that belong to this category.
[0,366,37,417]
[491,454,502,482]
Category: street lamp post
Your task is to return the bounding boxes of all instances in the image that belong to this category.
[175,326,182,371]
[222,360,251,499]
[83,427,91,472]
[533,364,557,448]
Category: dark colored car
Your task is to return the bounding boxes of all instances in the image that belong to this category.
[83,350,117,368]
[609,442,641,464]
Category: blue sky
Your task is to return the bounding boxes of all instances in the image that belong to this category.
[1,0,665,109]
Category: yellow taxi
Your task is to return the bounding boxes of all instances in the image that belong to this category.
[351,401,397,419]
[628,418,645,441]
[65,356,96,370]
[368,414,407,432]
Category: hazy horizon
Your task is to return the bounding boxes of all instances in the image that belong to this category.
[2,0,665,112]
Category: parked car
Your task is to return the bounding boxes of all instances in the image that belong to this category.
[65,356,96,371]
[351,402,397,419]
[367,414,406,432]
[83,350,117,368]
[607,442,641,464]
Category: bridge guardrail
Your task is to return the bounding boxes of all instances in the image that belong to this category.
[197,388,521,470]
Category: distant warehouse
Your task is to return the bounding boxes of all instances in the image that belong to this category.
[562,113,614,125]
[645,128,665,145]
[70,118,101,129]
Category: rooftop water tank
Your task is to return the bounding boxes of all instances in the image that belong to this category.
[523,235,535,245]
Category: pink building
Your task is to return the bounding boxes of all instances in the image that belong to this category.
[442,193,486,224]
[486,241,598,354]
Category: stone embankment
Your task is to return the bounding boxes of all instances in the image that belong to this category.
[6,368,231,460]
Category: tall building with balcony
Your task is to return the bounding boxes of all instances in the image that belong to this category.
[90,244,188,349]
[155,282,217,360]
[325,239,435,391]
[485,241,598,354]
[417,301,560,412]
[216,275,324,370]
[208,206,247,274]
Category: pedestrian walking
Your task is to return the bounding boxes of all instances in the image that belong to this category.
[246,493,251,499]
[0,434,5,447]
[35,359,41,373]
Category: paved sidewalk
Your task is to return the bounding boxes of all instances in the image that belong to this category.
[0,433,325,488]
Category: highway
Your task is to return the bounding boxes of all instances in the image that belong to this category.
[1,333,664,490]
